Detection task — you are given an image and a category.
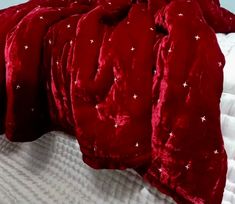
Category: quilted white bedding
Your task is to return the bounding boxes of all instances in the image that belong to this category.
[0,33,234,204]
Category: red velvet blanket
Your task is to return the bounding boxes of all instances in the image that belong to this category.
[1,0,235,203]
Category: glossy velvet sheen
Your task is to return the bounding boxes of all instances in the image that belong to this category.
[0,0,235,203]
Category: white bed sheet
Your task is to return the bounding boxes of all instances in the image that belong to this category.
[0,2,235,203]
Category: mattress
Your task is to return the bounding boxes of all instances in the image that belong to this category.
[0,33,233,204]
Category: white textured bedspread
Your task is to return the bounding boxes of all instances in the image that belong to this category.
[0,33,234,204]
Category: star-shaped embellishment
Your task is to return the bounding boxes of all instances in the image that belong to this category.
[67,24,71,28]
[127,21,130,25]
[150,27,155,31]
[70,40,73,46]
[185,164,190,170]
[24,45,29,50]
[218,62,223,67]
[39,16,44,20]
[135,142,139,147]
[133,94,138,100]
[169,132,174,137]
[195,35,200,40]
[16,85,21,90]
[201,116,206,123]
[48,39,52,45]
[95,105,98,109]
[90,39,94,44]
[178,13,184,17]
[114,77,118,82]
[214,150,219,154]
[158,168,163,173]
[131,47,135,52]
[183,81,188,88]
[168,48,172,53]
[114,123,118,128]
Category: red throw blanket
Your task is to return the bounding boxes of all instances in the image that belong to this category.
[1,0,234,203]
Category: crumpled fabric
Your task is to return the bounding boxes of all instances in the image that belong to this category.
[0,0,234,203]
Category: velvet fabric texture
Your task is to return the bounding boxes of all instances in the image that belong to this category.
[0,0,235,203]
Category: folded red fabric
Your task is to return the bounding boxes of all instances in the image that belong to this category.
[0,0,93,135]
[70,4,154,169]
[43,14,82,135]
[0,0,234,203]
[4,4,92,142]
[148,0,235,33]
[142,1,227,203]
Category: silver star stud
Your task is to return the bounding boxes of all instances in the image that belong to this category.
[201,116,206,123]
[178,13,184,17]
[131,47,135,52]
[133,94,138,100]
[195,35,200,40]
[16,85,21,90]
[169,132,174,137]
[24,45,29,50]
[185,164,190,170]
[39,16,44,20]
[135,142,139,147]
[183,81,188,88]
[114,123,118,128]
[90,39,94,44]
[218,62,223,67]
[214,150,219,154]
[67,24,71,28]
